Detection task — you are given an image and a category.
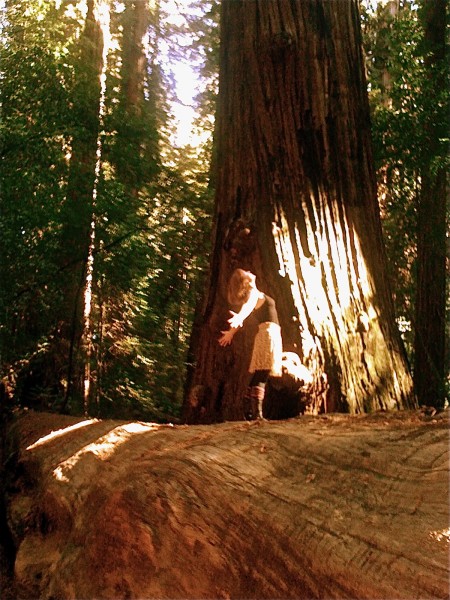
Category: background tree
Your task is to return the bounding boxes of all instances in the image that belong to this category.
[58,0,107,411]
[414,0,447,408]
[183,0,415,423]
[362,0,449,408]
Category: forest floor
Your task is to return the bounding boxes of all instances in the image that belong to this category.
[2,407,449,599]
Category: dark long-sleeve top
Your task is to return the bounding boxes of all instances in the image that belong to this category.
[253,294,279,325]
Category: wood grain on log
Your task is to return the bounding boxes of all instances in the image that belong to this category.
[8,410,449,599]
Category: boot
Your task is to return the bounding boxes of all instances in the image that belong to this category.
[250,385,265,420]
[244,387,254,420]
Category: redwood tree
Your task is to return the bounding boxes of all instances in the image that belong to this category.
[414,0,447,409]
[184,0,415,422]
[59,0,106,411]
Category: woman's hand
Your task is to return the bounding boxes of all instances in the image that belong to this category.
[218,329,235,346]
[227,310,244,329]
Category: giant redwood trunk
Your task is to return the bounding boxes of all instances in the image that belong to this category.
[184,0,414,422]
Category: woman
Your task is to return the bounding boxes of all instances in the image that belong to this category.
[218,269,282,420]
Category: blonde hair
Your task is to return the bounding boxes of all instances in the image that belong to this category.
[227,269,253,307]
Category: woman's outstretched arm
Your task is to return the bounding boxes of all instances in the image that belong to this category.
[227,288,260,328]
[218,288,262,346]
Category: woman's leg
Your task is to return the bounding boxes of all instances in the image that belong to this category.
[245,370,270,420]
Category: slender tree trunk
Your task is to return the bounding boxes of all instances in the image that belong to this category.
[60,0,105,412]
[81,3,111,416]
[379,0,399,107]
[122,0,149,109]
[184,0,414,423]
[414,0,447,409]
[115,0,151,193]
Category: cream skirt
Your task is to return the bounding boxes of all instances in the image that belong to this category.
[249,322,283,377]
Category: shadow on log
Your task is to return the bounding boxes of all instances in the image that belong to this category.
[5,409,449,599]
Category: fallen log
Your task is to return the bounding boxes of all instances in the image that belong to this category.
[6,409,449,599]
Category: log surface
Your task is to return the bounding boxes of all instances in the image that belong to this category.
[7,409,449,599]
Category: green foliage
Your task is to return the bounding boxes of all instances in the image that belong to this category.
[1,0,213,421]
[185,0,220,132]
[87,169,212,421]
[362,0,449,361]
[0,0,74,373]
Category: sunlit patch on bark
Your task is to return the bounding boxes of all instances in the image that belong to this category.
[26,419,99,451]
[270,198,412,413]
[273,203,374,343]
[429,528,450,544]
[52,422,167,482]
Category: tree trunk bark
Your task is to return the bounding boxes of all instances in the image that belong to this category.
[59,0,105,411]
[7,410,449,600]
[184,0,414,423]
[414,0,447,409]
[114,0,153,192]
